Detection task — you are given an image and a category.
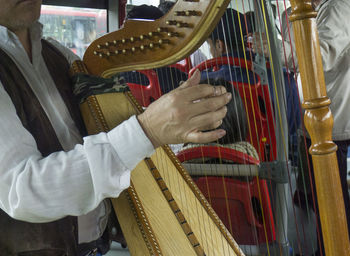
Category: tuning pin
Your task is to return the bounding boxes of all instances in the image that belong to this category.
[98,53,104,58]
[148,31,160,37]
[113,40,118,45]
[158,39,170,45]
[103,50,121,57]
[167,32,180,37]
[177,22,190,28]
[186,10,201,16]
[131,47,136,52]
[140,45,145,51]
[166,20,178,26]
[121,38,126,44]
[105,42,109,47]
[122,49,127,54]
[149,43,154,49]
[93,51,98,55]
[175,11,186,16]
[157,27,169,33]
[130,37,135,42]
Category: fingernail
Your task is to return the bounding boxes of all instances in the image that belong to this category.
[226,92,232,100]
[218,129,226,137]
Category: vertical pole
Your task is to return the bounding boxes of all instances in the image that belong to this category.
[289,1,350,254]
[263,1,290,254]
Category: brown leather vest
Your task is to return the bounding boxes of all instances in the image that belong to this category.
[0,40,86,256]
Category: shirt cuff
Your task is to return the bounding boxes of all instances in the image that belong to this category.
[107,115,155,170]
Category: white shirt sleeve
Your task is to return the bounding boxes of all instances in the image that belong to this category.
[0,83,154,223]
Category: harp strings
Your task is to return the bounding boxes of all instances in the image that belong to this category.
[275,1,313,253]
[200,2,276,252]
[229,3,265,250]
[237,1,277,252]
[255,2,293,254]
[120,0,323,254]
[276,1,323,253]
[229,0,313,254]
[257,1,308,254]
[235,1,275,252]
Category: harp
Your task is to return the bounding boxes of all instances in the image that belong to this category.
[69,0,350,255]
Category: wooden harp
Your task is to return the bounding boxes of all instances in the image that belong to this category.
[68,0,350,255]
[70,1,243,255]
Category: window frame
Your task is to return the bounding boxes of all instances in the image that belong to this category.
[42,0,108,9]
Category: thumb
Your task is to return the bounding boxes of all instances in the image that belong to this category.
[180,69,201,89]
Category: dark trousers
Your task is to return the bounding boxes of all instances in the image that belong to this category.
[296,137,350,253]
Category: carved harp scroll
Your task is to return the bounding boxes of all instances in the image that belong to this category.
[83,0,231,76]
[289,0,350,254]
[70,0,246,255]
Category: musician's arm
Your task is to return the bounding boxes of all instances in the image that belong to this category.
[0,82,154,222]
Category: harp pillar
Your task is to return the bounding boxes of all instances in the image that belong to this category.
[289,0,350,254]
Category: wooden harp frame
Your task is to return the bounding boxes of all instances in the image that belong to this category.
[289,0,350,254]
[69,0,350,254]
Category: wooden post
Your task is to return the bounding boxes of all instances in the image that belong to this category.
[289,0,350,254]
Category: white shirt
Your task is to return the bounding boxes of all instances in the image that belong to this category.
[282,0,350,141]
[0,22,154,242]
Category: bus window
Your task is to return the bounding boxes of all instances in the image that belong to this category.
[40,5,107,58]
[127,0,160,5]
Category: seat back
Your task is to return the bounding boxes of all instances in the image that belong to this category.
[194,176,275,245]
[125,69,162,107]
[169,56,192,74]
[155,66,188,94]
[125,67,188,107]
[190,57,277,161]
[177,145,276,246]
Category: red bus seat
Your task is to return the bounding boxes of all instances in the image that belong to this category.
[177,144,276,246]
[127,69,162,107]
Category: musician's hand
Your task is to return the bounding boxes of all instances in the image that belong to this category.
[137,70,232,148]
[252,32,269,57]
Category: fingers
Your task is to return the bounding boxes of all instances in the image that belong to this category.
[213,86,227,97]
[186,129,227,144]
[179,69,201,89]
[181,84,228,102]
[137,76,232,147]
[200,119,224,132]
[185,106,228,144]
[189,91,232,116]
[190,106,228,131]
